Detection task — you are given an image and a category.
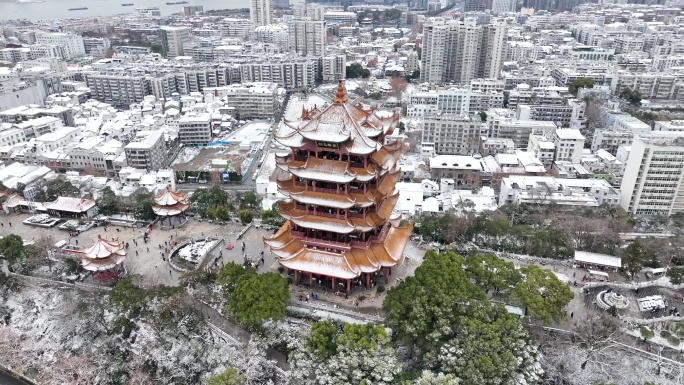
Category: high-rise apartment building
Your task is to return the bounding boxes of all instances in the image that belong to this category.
[420,18,507,85]
[34,32,86,60]
[620,132,684,216]
[250,0,273,26]
[160,27,191,58]
[288,19,326,57]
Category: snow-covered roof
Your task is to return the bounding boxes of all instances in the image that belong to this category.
[574,251,621,268]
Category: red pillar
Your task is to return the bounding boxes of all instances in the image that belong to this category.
[309,273,313,289]
[384,267,389,284]
[347,279,351,297]
[366,273,370,289]
[331,277,335,292]
[294,270,298,285]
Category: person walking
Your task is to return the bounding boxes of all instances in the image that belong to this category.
[571,312,574,319]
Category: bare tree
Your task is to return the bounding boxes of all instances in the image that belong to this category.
[389,76,408,96]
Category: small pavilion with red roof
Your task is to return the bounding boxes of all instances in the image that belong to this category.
[79,234,128,273]
[152,188,189,227]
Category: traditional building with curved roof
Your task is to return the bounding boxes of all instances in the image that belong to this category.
[79,234,128,272]
[152,188,189,226]
[264,80,413,296]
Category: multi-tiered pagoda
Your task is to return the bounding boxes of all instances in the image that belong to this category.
[264,81,413,297]
[80,235,128,272]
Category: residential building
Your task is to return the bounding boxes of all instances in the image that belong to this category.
[420,18,507,85]
[178,114,212,144]
[480,137,515,156]
[548,128,585,164]
[654,120,684,132]
[487,108,557,149]
[84,73,150,106]
[527,134,556,169]
[160,27,191,58]
[429,155,482,187]
[499,175,620,207]
[619,132,684,217]
[124,130,166,171]
[591,129,634,155]
[250,0,273,26]
[422,114,483,155]
[321,55,346,82]
[288,19,326,57]
[34,32,85,60]
[206,82,280,119]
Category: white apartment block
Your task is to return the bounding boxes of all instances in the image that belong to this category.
[422,114,484,155]
[0,48,32,63]
[654,120,684,132]
[613,116,651,134]
[480,137,515,156]
[34,32,85,60]
[421,18,507,85]
[591,129,633,155]
[160,27,191,58]
[620,132,684,216]
[549,128,585,164]
[15,116,62,138]
[250,0,273,26]
[323,12,356,24]
[253,24,289,51]
[0,129,26,147]
[35,126,80,151]
[205,82,279,119]
[613,73,684,101]
[84,73,150,105]
[124,130,166,171]
[527,134,555,169]
[487,109,557,149]
[321,55,346,82]
[178,114,212,144]
[288,19,325,57]
[500,175,620,207]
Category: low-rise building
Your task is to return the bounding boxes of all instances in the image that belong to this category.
[178,114,212,144]
[429,155,482,187]
[206,82,280,119]
[124,130,166,171]
[499,175,620,207]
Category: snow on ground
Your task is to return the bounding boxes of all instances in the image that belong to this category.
[178,239,220,265]
[172,147,201,166]
[554,272,571,284]
[399,153,430,180]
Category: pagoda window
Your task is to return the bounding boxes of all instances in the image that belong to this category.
[350,155,365,168]
[341,154,348,162]
[318,150,340,161]
[295,149,307,160]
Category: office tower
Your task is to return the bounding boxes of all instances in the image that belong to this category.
[34,32,86,60]
[160,26,190,58]
[250,0,273,26]
[491,0,517,13]
[421,18,507,85]
[288,19,326,57]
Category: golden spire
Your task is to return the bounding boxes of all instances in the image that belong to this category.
[333,80,348,104]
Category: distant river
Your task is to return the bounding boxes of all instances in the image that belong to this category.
[0,0,249,20]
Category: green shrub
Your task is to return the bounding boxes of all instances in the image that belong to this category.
[377,285,385,293]
[660,330,672,339]
[668,336,680,346]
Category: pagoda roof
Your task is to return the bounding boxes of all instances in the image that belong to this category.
[152,188,188,216]
[276,81,400,155]
[279,200,381,233]
[154,188,188,206]
[263,220,414,279]
[289,158,356,183]
[83,234,127,259]
[80,235,128,272]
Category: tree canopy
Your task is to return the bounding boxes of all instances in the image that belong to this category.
[96,186,119,216]
[346,63,371,79]
[215,262,255,298]
[383,251,547,383]
[622,240,647,280]
[207,368,244,385]
[510,265,574,324]
[568,77,595,96]
[34,178,79,202]
[621,87,643,106]
[190,186,230,218]
[227,272,289,328]
[291,321,401,385]
[132,191,156,221]
[0,234,24,262]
